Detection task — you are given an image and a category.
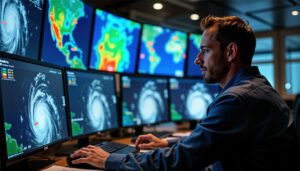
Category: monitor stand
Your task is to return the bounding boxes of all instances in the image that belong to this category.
[7,157,56,170]
[189,120,198,130]
[130,126,173,143]
[77,137,89,148]
[55,137,89,156]
[134,126,144,137]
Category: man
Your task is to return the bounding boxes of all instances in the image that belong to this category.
[71,16,297,171]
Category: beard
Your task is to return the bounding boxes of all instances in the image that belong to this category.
[202,53,230,84]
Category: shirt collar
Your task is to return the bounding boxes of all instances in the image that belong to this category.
[220,66,260,93]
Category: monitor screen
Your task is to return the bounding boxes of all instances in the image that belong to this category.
[0,56,68,160]
[89,9,141,73]
[169,78,220,121]
[41,0,93,69]
[121,75,169,127]
[66,70,118,137]
[0,0,44,59]
[138,24,187,77]
[186,33,202,77]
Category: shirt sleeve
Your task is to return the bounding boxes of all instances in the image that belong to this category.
[167,138,180,147]
[105,93,248,171]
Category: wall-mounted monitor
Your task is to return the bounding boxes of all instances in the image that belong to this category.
[186,33,202,77]
[169,77,220,121]
[65,69,118,138]
[89,9,141,74]
[121,75,169,127]
[0,54,68,163]
[0,0,44,60]
[41,0,93,69]
[138,24,187,77]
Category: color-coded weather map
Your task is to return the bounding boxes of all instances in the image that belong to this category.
[187,33,202,77]
[41,0,93,69]
[138,24,187,77]
[89,9,141,73]
[5,123,23,158]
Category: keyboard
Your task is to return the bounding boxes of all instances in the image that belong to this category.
[67,142,137,169]
[97,141,137,154]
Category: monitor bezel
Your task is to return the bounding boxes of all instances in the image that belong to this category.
[119,73,171,128]
[136,23,188,77]
[0,52,70,166]
[88,8,143,75]
[168,76,221,122]
[64,68,120,140]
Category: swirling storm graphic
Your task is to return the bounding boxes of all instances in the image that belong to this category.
[0,0,28,55]
[138,81,164,124]
[28,73,60,145]
[85,80,111,131]
[186,83,213,119]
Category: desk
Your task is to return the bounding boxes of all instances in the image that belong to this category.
[42,130,190,170]
[41,137,133,170]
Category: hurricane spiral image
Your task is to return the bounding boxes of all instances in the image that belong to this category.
[186,83,213,119]
[85,80,111,130]
[0,0,28,56]
[138,81,164,124]
[28,73,60,145]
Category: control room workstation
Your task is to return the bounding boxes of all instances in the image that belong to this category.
[0,0,220,170]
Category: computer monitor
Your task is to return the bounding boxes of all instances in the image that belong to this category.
[40,0,93,69]
[138,24,187,77]
[89,9,141,73]
[121,75,169,127]
[169,77,220,121]
[0,0,44,60]
[186,33,202,77]
[65,69,119,138]
[0,54,69,164]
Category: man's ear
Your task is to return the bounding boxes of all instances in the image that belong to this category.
[225,42,238,63]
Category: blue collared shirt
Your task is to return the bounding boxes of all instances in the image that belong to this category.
[105,66,296,171]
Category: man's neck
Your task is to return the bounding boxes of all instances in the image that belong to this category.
[219,63,249,88]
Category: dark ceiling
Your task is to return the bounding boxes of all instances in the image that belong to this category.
[84,0,300,33]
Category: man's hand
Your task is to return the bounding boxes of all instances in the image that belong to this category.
[71,145,110,169]
[135,133,168,150]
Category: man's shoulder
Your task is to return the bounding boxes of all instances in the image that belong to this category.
[222,76,272,98]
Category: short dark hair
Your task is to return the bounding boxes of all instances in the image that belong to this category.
[200,16,256,65]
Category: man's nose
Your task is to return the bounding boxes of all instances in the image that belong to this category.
[194,53,202,65]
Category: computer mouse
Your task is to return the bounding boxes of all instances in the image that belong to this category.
[66,156,98,169]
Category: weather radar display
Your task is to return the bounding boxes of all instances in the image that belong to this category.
[41,0,93,69]
[0,56,68,159]
[66,70,118,137]
[0,0,44,59]
[138,24,187,77]
[169,78,219,121]
[187,33,202,77]
[89,9,141,73]
[121,76,169,127]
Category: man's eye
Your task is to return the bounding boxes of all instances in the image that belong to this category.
[202,49,208,53]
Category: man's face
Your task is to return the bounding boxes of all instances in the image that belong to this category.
[194,26,229,84]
